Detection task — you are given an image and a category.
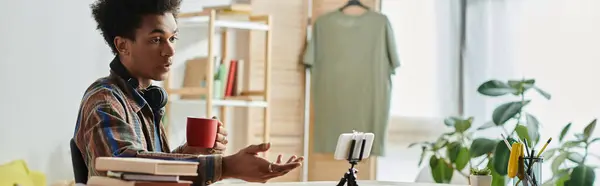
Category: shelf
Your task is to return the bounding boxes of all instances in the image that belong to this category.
[164,5,272,157]
[168,87,207,96]
[169,87,265,98]
[178,16,269,31]
[171,99,268,108]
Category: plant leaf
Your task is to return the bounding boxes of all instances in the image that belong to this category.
[583,119,597,141]
[442,131,456,136]
[533,86,552,100]
[447,142,462,163]
[470,138,498,157]
[441,161,454,183]
[418,147,427,166]
[429,156,442,183]
[429,155,439,169]
[507,80,521,87]
[564,165,596,186]
[487,160,506,186]
[454,117,473,133]
[563,140,586,149]
[478,121,496,130]
[515,124,531,146]
[492,140,512,175]
[560,123,572,142]
[526,113,541,146]
[590,138,600,144]
[445,117,474,133]
[567,152,585,164]
[543,169,572,186]
[556,173,571,186]
[455,147,470,171]
[508,79,535,95]
[552,153,569,174]
[542,148,558,160]
[430,156,453,183]
[477,80,518,96]
[433,138,449,150]
[492,100,531,126]
[408,142,427,148]
[444,117,457,127]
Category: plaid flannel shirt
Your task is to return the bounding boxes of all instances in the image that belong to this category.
[73,71,222,186]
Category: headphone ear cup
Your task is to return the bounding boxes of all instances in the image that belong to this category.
[143,86,168,110]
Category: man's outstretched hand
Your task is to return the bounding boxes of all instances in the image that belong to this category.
[222,143,303,183]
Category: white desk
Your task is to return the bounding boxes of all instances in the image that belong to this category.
[72,180,467,186]
[214,181,467,186]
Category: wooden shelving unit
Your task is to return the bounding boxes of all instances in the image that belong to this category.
[163,5,273,156]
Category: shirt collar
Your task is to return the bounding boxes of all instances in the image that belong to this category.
[109,57,148,112]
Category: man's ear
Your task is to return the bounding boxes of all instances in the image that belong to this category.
[114,36,130,56]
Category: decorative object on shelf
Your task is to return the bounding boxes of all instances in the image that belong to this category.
[541,119,598,186]
[409,79,551,186]
[469,167,492,186]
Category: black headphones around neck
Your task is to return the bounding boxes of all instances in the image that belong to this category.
[109,57,168,111]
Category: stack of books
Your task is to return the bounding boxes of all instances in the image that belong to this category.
[87,157,198,186]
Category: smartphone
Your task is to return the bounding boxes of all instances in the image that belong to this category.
[333,132,375,161]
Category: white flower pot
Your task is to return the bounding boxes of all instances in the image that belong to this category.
[469,175,492,186]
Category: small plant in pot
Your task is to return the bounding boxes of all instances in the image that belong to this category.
[470,167,492,186]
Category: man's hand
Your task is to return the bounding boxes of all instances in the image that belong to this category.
[222,143,303,183]
[178,116,228,155]
[212,116,228,153]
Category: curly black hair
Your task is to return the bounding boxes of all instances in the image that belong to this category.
[90,0,182,54]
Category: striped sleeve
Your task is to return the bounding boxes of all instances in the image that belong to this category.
[74,88,222,185]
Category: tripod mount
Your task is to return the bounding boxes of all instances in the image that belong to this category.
[336,132,367,186]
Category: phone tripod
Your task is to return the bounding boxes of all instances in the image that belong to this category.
[336,137,367,186]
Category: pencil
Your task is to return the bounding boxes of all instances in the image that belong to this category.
[536,138,553,158]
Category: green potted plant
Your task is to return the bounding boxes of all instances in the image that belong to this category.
[542,119,598,186]
[409,79,551,186]
[470,167,492,186]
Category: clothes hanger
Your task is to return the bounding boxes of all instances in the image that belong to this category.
[339,0,369,11]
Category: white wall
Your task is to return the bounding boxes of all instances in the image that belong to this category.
[0,0,113,182]
[0,0,236,183]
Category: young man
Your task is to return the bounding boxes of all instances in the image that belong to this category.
[73,0,303,185]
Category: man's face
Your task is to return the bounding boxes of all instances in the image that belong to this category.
[126,13,178,81]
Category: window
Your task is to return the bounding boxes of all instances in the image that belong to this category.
[378,0,461,182]
[384,0,460,119]
[464,0,600,182]
[379,0,600,183]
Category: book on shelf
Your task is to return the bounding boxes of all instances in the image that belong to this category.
[223,59,245,98]
[180,57,247,100]
[224,59,237,97]
[181,57,224,100]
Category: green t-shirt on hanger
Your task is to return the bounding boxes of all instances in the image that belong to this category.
[303,9,400,156]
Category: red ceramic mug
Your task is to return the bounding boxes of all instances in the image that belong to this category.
[186,117,219,148]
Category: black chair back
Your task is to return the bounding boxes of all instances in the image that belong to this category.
[70,138,89,184]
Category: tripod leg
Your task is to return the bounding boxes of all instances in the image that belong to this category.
[337,173,348,186]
